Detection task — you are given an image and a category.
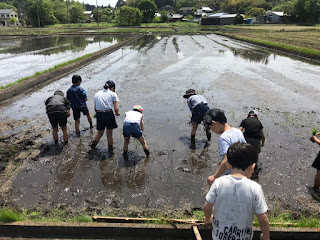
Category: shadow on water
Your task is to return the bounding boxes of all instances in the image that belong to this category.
[132,35,162,52]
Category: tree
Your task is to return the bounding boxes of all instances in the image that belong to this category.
[137,0,157,23]
[92,8,103,23]
[114,5,142,26]
[247,7,266,17]
[160,10,168,22]
[9,17,17,25]
[26,0,57,27]
[69,1,84,23]
[52,0,68,24]
[0,2,17,10]
[115,0,126,9]
[293,0,320,24]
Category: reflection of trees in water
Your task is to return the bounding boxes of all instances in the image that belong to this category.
[133,35,161,53]
[231,48,271,64]
[0,36,119,55]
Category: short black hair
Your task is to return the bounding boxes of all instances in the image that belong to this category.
[205,108,227,124]
[106,80,115,89]
[72,75,82,84]
[227,142,258,171]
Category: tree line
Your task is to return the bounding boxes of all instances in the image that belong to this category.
[0,0,319,26]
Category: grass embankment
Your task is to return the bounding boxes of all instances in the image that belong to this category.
[216,25,320,59]
[0,53,93,90]
[1,207,320,227]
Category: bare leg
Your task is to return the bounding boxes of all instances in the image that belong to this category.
[191,122,198,136]
[87,113,93,128]
[137,136,149,150]
[106,129,113,146]
[61,126,69,144]
[52,127,58,143]
[75,118,80,134]
[123,137,130,152]
[93,130,105,143]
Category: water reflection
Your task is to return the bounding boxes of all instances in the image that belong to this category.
[0,35,129,86]
[0,35,126,55]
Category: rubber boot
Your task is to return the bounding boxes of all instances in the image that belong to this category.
[90,140,98,149]
[90,122,93,129]
[108,145,113,153]
[190,135,196,149]
[123,151,128,160]
[206,129,211,142]
[144,149,150,157]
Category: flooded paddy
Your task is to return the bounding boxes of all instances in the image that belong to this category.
[0,35,128,86]
[1,34,320,214]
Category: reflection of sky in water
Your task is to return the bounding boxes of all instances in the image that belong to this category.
[0,36,127,86]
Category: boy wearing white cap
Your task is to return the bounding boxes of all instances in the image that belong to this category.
[123,105,149,157]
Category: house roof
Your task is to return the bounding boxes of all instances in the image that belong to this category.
[169,13,183,19]
[83,11,92,14]
[0,9,15,14]
[219,14,237,18]
[272,12,285,16]
[207,12,229,18]
[201,7,213,11]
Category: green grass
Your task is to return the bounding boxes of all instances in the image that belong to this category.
[312,128,317,135]
[215,31,320,59]
[0,208,25,222]
[0,53,93,90]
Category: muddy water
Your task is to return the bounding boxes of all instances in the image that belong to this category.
[0,35,128,86]
[1,34,320,211]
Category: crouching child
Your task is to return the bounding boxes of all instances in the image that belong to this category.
[203,142,270,240]
[123,105,149,157]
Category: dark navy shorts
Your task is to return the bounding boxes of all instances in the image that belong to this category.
[96,111,118,130]
[191,103,210,124]
[123,122,143,138]
[312,151,320,170]
[73,107,89,120]
[48,112,68,128]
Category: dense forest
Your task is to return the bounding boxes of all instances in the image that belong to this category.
[0,0,319,26]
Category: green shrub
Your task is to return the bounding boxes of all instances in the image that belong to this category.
[0,208,21,222]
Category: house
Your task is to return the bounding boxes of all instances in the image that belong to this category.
[168,13,184,22]
[83,11,94,22]
[0,9,19,27]
[265,11,286,23]
[201,12,228,25]
[195,7,213,17]
[200,13,238,25]
[178,7,194,16]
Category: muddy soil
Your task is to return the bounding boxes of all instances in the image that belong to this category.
[1,34,320,217]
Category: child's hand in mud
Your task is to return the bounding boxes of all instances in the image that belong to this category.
[310,136,317,143]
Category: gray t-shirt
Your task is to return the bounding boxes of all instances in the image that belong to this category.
[187,94,207,111]
[219,128,246,175]
[94,89,119,112]
[206,175,268,240]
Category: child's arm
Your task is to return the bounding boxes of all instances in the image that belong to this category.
[261,129,265,147]
[113,101,120,116]
[140,116,145,132]
[256,213,270,240]
[203,201,213,224]
[310,135,320,145]
[207,154,228,185]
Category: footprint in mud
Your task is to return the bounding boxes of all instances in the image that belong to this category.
[39,144,64,157]
[176,166,191,173]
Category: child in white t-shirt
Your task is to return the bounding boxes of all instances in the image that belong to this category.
[123,105,149,157]
[203,142,269,240]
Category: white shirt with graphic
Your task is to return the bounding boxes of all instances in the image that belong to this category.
[206,175,268,240]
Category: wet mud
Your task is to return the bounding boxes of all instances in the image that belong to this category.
[1,34,320,216]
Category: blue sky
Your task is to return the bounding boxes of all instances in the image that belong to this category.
[76,0,117,8]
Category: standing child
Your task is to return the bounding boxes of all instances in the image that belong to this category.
[123,105,149,157]
[67,75,93,135]
[309,133,320,201]
[203,142,270,240]
[239,110,266,179]
[45,90,71,145]
[204,108,246,185]
[183,89,211,149]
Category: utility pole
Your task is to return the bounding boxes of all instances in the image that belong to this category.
[66,0,70,28]
[36,0,41,27]
[96,0,100,29]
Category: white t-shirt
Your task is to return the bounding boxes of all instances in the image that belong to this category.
[206,175,268,240]
[124,110,142,124]
[94,89,119,111]
[219,128,246,175]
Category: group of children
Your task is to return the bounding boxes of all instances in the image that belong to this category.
[46,78,320,239]
[45,75,149,157]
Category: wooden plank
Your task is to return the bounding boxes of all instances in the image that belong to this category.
[193,225,202,240]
